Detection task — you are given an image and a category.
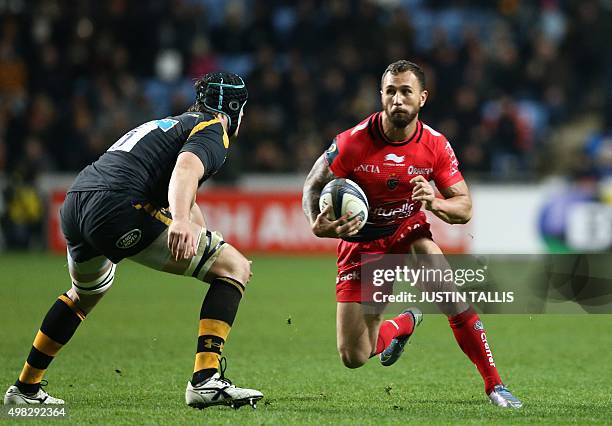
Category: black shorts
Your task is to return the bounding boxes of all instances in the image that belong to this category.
[61,190,171,263]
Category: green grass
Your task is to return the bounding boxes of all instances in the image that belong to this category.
[0,253,610,425]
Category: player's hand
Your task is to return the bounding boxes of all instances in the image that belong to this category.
[168,219,198,260]
[410,175,435,210]
[311,205,362,238]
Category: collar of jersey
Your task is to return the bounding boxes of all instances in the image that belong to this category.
[373,112,423,146]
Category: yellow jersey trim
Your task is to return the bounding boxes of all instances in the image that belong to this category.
[187,118,230,149]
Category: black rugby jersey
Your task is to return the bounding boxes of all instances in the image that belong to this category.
[69,111,229,207]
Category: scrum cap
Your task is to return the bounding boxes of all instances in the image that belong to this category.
[195,72,248,137]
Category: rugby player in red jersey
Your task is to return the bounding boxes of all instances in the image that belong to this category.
[302,60,521,408]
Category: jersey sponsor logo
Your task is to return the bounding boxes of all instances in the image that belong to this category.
[407,165,433,175]
[155,118,179,132]
[116,229,142,249]
[384,153,405,164]
[444,141,460,176]
[474,320,484,331]
[354,164,380,174]
[371,201,417,221]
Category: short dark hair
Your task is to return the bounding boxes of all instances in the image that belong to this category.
[381,60,426,90]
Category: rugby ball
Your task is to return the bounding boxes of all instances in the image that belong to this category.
[319,178,369,230]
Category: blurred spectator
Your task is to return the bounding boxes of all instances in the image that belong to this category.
[0,0,609,181]
[1,168,44,249]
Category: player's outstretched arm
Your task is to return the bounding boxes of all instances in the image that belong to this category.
[168,152,205,260]
[411,176,472,224]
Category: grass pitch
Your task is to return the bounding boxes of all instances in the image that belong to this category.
[1,253,610,425]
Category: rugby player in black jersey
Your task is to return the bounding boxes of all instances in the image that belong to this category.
[4,72,263,409]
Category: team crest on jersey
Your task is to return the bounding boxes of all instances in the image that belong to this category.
[387,173,399,190]
[473,320,484,331]
[116,229,142,249]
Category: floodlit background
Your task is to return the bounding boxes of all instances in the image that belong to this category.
[1,1,612,254]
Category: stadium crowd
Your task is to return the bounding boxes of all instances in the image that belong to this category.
[0,0,612,247]
[0,0,610,183]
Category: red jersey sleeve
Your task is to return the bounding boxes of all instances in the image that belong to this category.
[432,139,464,190]
[324,131,358,178]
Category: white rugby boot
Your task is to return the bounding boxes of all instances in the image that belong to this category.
[185,359,263,409]
[4,382,64,405]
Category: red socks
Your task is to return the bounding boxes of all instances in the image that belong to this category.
[374,312,415,355]
[448,307,502,394]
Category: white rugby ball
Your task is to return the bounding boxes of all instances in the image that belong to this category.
[319,178,369,230]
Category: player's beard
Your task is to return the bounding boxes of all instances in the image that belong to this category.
[389,109,418,129]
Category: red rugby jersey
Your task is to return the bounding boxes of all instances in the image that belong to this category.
[325,112,464,241]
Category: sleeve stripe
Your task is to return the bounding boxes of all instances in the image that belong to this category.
[188,118,221,139]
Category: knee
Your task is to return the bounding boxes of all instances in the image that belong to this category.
[338,347,368,369]
[220,254,251,285]
[66,287,106,315]
[68,262,116,314]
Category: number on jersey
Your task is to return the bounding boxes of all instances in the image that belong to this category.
[108,119,179,152]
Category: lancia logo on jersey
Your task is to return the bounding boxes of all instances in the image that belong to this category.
[116,229,142,249]
[474,320,484,331]
[387,173,399,190]
[354,164,380,173]
[384,153,405,164]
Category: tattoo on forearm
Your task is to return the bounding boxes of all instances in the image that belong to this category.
[302,155,337,223]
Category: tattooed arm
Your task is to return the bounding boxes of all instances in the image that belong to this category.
[302,154,362,238]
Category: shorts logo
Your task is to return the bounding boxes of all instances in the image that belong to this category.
[337,271,361,283]
[116,229,142,249]
[473,320,484,331]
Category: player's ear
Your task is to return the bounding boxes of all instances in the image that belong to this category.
[419,89,428,107]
